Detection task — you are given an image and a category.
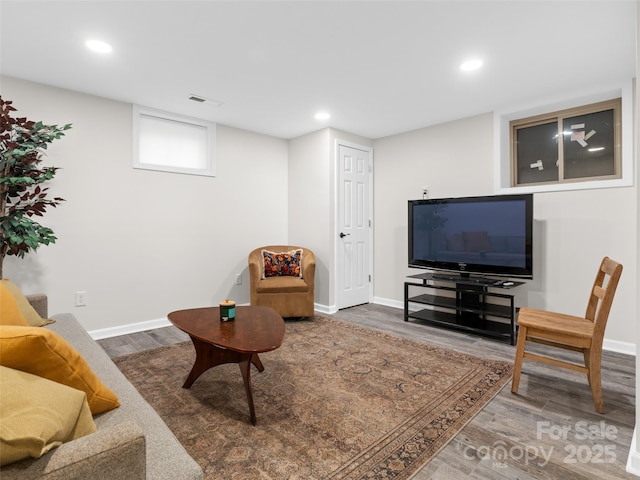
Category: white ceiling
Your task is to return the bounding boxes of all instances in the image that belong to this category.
[0,1,636,139]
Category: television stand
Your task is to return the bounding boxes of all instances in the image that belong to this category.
[404,273,523,345]
[431,273,500,286]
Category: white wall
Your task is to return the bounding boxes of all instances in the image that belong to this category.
[372,113,638,351]
[287,128,373,311]
[1,76,289,333]
[372,113,495,301]
[2,76,636,350]
[288,129,332,307]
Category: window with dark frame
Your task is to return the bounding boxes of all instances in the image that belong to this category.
[510,98,621,187]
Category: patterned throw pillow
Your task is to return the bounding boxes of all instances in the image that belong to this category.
[262,249,303,278]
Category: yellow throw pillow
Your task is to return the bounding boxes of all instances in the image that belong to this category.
[0,326,120,414]
[0,283,29,326]
[0,279,54,326]
[0,365,97,466]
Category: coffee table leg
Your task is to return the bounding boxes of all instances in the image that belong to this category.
[182,337,225,388]
[252,353,264,372]
[183,337,264,425]
[239,354,257,426]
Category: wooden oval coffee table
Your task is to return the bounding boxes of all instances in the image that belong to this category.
[167,305,285,425]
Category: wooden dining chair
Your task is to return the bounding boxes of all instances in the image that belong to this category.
[511,256,623,413]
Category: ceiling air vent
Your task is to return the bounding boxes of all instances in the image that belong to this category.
[188,94,223,107]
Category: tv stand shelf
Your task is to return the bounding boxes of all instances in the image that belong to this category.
[404,273,523,345]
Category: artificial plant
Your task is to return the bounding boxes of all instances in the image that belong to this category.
[0,96,71,278]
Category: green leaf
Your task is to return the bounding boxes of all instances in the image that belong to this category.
[1,96,69,261]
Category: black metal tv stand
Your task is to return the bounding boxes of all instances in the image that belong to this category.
[404,272,523,345]
[431,273,504,286]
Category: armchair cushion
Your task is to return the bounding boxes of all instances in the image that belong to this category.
[261,249,303,278]
[255,276,309,293]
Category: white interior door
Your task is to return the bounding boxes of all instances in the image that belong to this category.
[337,142,372,309]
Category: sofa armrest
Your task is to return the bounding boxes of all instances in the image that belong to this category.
[25,293,48,318]
[4,422,146,480]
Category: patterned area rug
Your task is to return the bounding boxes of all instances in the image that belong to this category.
[113,316,512,479]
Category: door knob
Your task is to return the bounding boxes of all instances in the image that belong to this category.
[339,232,350,238]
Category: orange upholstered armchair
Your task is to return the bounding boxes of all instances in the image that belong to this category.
[248,246,316,318]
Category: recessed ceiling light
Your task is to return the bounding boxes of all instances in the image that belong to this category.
[460,59,483,71]
[315,112,330,121]
[85,39,112,54]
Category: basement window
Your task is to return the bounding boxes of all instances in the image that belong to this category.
[510,98,621,187]
[493,82,633,194]
[133,105,216,177]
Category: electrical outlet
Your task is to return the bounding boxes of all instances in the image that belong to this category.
[75,291,87,307]
[235,274,242,286]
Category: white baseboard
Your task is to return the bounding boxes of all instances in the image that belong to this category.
[373,296,403,309]
[89,298,637,356]
[90,302,335,340]
[627,428,640,476]
[374,296,636,356]
[314,302,337,315]
[603,338,636,356]
[89,317,172,340]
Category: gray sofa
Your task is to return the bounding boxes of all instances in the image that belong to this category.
[2,295,203,480]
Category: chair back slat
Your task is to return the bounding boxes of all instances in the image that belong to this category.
[585,257,622,341]
[593,285,606,299]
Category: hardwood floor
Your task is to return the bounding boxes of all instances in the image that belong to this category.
[98,303,636,479]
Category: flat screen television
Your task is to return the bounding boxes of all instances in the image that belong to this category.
[408,194,533,280]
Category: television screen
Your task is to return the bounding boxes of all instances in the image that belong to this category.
[408,194,533,279]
